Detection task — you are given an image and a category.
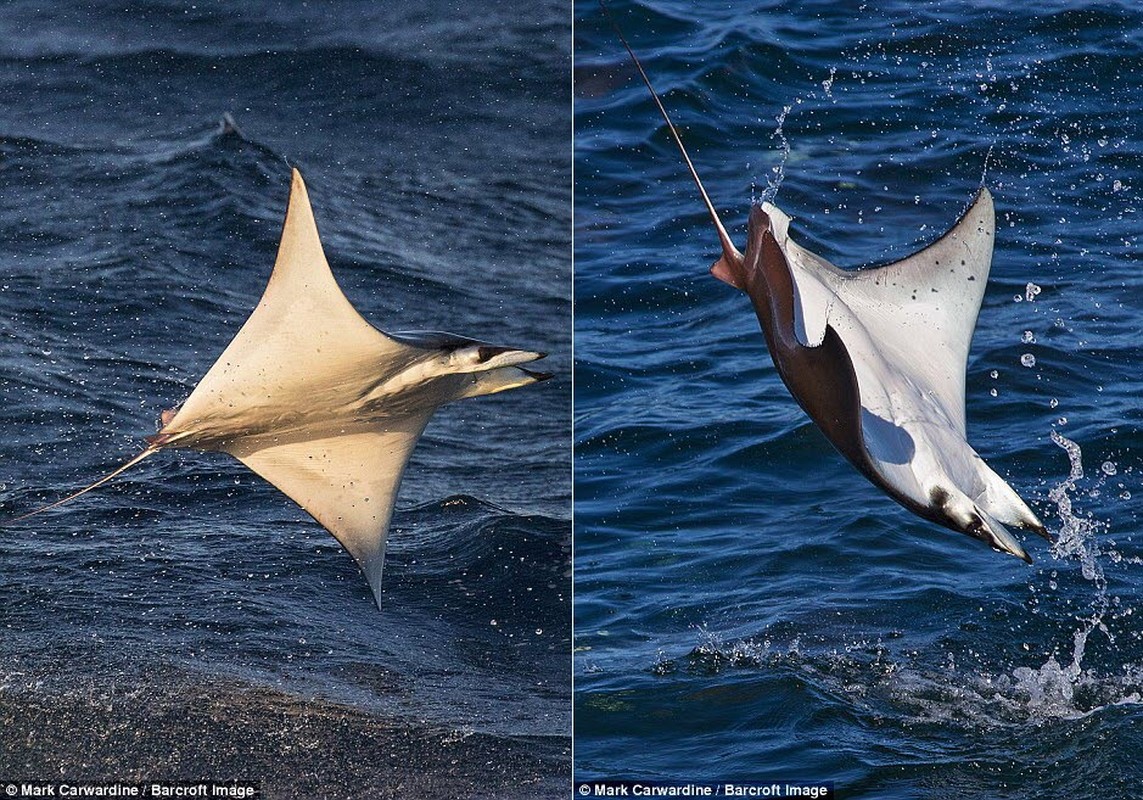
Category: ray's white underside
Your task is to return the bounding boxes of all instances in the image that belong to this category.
[765,190,1042,558]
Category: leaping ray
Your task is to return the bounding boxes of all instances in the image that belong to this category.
[13,169,550,607]
[606,9,1049,562]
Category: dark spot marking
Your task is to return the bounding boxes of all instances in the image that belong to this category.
[967,275,976,281]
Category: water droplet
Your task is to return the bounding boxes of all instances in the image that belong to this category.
[1101,461,1117,476]
[1025,282,1042,301]
[990,369,999,379]
[990,388,998,397]
[1021,330,1036,344]
[1021,353,1036,368]
[1049,398,1059,409]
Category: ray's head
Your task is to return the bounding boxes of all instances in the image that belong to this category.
[387,330,551,402]
[447,340,552,399]
[927,485,1032,564]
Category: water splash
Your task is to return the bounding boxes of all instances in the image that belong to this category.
[980,142,995,186]
[759,103,794,204]
[675,620,1139,730]
[974,429,1143,725]
[1047,429,1105,585]
[821,67,837,98]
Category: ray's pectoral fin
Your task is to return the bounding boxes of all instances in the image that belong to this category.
[224,417,433,610]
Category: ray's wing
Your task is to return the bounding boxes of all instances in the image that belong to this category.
[224,417,432,609]
[163,169,419,437]
[766,190,993,438]
[832,189,994,436]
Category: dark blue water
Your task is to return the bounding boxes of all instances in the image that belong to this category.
[0,2,570,797]
[576,1,1143,797]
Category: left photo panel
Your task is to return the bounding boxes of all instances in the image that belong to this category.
[0,2,570,797]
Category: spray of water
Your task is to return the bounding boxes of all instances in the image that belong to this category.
[757,104,794,205]
[998,429,1131,722]
[1047,430,1106,585]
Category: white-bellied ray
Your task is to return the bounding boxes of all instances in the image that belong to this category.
[604,5,1048,561]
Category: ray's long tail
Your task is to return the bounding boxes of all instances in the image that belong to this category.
[7,445,163,523]
[599,0,744,282]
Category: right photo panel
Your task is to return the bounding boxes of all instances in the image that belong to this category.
[575,1,1143,797]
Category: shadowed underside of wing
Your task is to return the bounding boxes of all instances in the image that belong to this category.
[225,417,433,609]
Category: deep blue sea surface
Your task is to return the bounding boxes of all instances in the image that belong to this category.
[0,2,570,797]
[576,1,1143,797]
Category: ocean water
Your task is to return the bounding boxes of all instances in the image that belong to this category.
[575,1,1143,797]
[0,2,570,797]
